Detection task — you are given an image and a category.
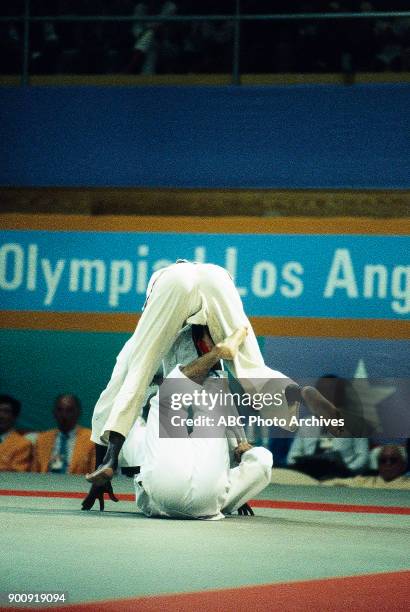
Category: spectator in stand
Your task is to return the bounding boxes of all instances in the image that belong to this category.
[181,17,233,74]
[0,2,24,74]
[322,444,409,489]
[0,394,32,472]
[32,394,95,475]
[368,438,407,471]
[352,2,379,71]
[3,0,410,76]
[125,1,177,74]
[374,19,404,71]
[287,434,369,480]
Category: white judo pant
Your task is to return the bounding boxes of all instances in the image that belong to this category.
[92,261,295,445]
[134,379,273,519]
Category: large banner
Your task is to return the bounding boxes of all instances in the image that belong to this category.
[0,215,408,433]
[0,229,409,318]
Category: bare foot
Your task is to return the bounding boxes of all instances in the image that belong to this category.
[216,327,247,360]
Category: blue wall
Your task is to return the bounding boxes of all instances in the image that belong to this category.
[1,84,409,188]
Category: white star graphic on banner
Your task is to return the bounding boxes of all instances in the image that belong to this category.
[350,359,396,433]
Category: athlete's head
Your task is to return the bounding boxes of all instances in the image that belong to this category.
[192,325,214,356]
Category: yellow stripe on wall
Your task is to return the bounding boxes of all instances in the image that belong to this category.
[0,311,408,339]
[1,214,410,235]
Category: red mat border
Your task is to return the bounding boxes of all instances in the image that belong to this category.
[5,570,410,612]
[1,488,409,515]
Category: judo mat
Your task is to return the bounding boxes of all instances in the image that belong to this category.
[1,472,409,611]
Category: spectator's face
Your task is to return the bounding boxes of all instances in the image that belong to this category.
[0,402,16,434]
[53,396,80,434]
[378,448,406,482]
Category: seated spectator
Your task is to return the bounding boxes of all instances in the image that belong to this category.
[0,394,32,472]
[368,438,406,471]
[125,1,177,74]
[322,444,409,489]
[32,394,95,475]
[287,434,369,480]
[286,374,369,479]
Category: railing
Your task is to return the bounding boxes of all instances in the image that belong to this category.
[1,2,409,86]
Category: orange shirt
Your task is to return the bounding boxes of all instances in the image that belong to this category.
[0,430,32,472]
[31,427,95,475]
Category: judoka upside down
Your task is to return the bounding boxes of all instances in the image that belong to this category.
[83,261,347,509]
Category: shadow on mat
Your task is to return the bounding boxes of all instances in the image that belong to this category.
[0,506,140,518]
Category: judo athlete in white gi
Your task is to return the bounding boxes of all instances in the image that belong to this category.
[133,325,273,519]
[83,260,345,510]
